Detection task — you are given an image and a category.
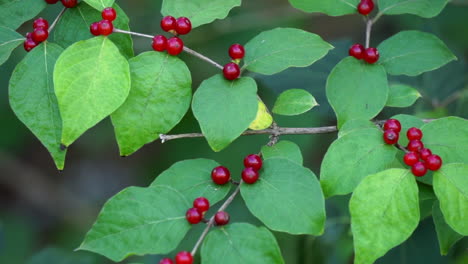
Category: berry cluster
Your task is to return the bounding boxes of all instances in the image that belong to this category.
[89,7,117,36]
[357,0,374,16]
[152,16,192,56]
[159,251,193,264]
[23,18,50,52]
[44,0,78,8]
[223,44,245,80]
[382,119,443,177]
[348,44,379,64]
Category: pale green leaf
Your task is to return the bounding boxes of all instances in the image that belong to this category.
[0,0,47,29]
[272,89,318,116]
[433,201,463,255]
[377,0,449,18]
[0,26,23,66]
[338,119,377,138]
[83,0,114,11]
[386,84,421,107]
[261,140,303,165]
[288,0,359,16]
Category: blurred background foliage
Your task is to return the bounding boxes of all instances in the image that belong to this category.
[1,0,467,263]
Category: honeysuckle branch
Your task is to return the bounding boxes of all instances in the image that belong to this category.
[365,18,373,49]
[48,7,67,33]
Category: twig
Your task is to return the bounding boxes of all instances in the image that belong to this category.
[49,7,67,33]
[365,18,373,49]
[113,28,153,39]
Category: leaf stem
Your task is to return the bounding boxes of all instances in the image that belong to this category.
[48,7,67,33]
[365,18,373,49]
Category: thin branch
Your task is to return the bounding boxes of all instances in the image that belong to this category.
[365,18,373,49]
[48,7,67,33]
[113,28,153,39]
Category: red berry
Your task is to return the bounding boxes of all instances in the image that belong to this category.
[175,17,192,35]
[411,162,427,177]
[214,211,230,226]
[363,47,379,64]
[419,148,432,161]
[185,208,202,224]
[383,129,399,145]
[98,20,114,36]
[152,35,167,52]
[61,0,78,8]
[223,62,240,80]
[406,127,423,140]
[167,37,184,55]
[102,7,117,21]
[229,44,245,60]
[242,167,259,184]
[33,18,49,30]
[407,140,424,152]
[243,154,262,171]
[90,22,100,36]
[349,43,365,60]
[32,28,49,43]
[383,119,402,133]
[426,155,442,171]
[24,39,38,52]
[358,0,374,16]
[160,258,174,264]
[193,197,210,214]
[45,0,59,3]
[211,166,231,185]
[25,32,33,40]
[175,251,193,264]
[161,16,177,32]
[403,152,419,166]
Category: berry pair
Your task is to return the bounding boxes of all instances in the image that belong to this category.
[161,16,192,35]
[402,127,442,177]
[152,16,192,56]
[24,18,50,52]
[223,44,245,80]
[160,251,193,264]
[152,35,184,56]
[242,154,262,184]
[382,119,401,145]
[90,7,117,36]
[45,0,78,8]
[186,197,210,224]
[349,44,379,64]
[357,0,374,16]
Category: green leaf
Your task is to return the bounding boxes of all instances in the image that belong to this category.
[111,52,191,156]
[241,158,325,235]
[0,26,23,66]
[350,169,420,264]
[272,89,318,116]
[244,28,333,75]
[433,201,463,255]
[192,75,258,151]
[161,0,240,28]
[421,117,468,164]
[433,163,468,236]
[201,223,284,264]
[54,37,130,147]
[320,128,398,197]
[79,185,190,262]
[326,57,388,128]
[83,0,114,11]
[0,0,47,29]
[54,2,133,58]
[377,0,449,18]
[378,31,456,76]
[386,84,421,107]
[150,159,231,204]
[9,43,66,170]
[338,119,376,138]
[261,140,303,165]
[288,0,359,16]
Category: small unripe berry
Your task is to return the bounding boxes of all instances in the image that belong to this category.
[411,162,427,177]
[419,148,432,161]
[161,16,177,32]
[229,44,245,60]
[406,127,423,141]
[349,44,365,60]
[403,152,419,166]
[383,129,399,145]
[407,140,424,152]
[32,28,49,43]
[175,251,193,264]
[193,197,210,214]
[243,154,262,171]
[214,211,230,226]
[90,22,100,36]
[102,7,117,21]
[175,17,192,35]
[383,119,401,133]
[358,0,374,16]
[363,47,379,64]
[223,62,240,80]
[98,20,114,36]
[185,208,202,224]
[61,0,78,8]
[159,258,174,264]
[426,155,442,171]
[167,37,184,55]
[242,167,259,184]
[152,35,167,52]
[33,18,49,30]
[211,166,231,185]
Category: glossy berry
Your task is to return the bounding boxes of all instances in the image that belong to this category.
[161,16,177,32]
[211,166,231,185]
[411,162,427,177]
[61,0,78,8]
[26,32,33,40]
[358,0,374,16]
[102,7,117,21]
[242,167,259,184]
[363,47,379,64]
[90,22,100,36]
[383,119,402,133]
[407,140,424,152]
[243,154,262,171]
[98,20,114,36]
[167,37,184,55]
[229,44,245,60]
[24,39,38,52]
[159,258,174,264]
[32,28,49,43]
[419,148,432,161]
[175,17,192,35]
[383,129,399,145]
[193,197,210,214]
[223,62,240,80]
[214,211,230,226]
[185,208,202,224]
[175,251,193,264]
[406,127,423,140]
[403,152,419,166]
[33,18,49,30]
[349,43,365,60]
[45,0,59,4]
[152,35,167,52]
[426,155,442,171]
